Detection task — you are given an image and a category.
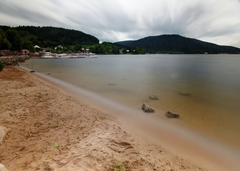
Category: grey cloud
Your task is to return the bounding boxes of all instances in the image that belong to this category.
[0,1,63,26]
[0,0,240,47]
[142,3,206,36]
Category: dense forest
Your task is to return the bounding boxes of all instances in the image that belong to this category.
[0,26,143,54]
[116,34,240,54]
[0,26,98,51]
[1,26,240,54]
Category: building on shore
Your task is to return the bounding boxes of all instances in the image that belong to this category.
[54,45,64,50]
[34,45,41,49]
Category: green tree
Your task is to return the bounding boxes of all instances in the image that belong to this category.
[0,30,11,50]
[6,29,22,50]
[0,62,4,71]
[134,48,145,54]
[22,39,34,51]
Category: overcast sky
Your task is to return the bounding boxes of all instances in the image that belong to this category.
[0,0,240,46]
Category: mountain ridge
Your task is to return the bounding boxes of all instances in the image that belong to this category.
[116,34,240,54]
[1,25,240,54]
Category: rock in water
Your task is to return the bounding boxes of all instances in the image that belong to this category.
[141,104,155,113]
[178,92,191,97]
[0,164,9,171]
[149,96,159,100]
[165,111,180,119]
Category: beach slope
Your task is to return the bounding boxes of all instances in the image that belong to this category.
[0,67,205,171]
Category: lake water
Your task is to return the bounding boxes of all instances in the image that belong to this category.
[23,54,240,149]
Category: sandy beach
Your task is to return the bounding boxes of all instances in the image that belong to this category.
[1,0,240,170]
[0,66,210,171]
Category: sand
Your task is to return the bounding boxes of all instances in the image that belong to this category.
[0,67,207,171]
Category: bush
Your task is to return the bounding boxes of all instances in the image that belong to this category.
[0,62,4,71]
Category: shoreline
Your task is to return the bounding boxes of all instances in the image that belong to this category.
[22,56,240,150]
[0,66,239,171]
[20,65,240,171]
[0,55,30,65]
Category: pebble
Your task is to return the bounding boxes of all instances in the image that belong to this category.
[0,164,9,171]
[0,126,8,144]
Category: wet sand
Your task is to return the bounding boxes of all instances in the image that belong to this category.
[0,66,238,171]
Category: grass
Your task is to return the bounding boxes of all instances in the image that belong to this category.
[53,143,61,151]
[114,162,125,171]
[0,62,4,71]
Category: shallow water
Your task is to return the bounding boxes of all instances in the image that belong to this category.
[23,54,240,149]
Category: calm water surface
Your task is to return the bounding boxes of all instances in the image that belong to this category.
[23,54,240,149]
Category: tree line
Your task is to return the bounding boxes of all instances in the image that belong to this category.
[0,26,145,54]
[0,26,99,52]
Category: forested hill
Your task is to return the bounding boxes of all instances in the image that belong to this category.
[116,34,240,54]
[1,26,240,54]
[0,26,99,50]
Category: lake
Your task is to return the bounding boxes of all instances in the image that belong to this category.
[23,54,240,149]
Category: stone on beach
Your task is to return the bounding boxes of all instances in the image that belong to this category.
[0,126,8,144]
[0,163,9,171]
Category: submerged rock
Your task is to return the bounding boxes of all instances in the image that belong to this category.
[149,96,159,100]
[108,83,116,86]
[141,104,155,113]
[178,92,191,97]
[0,163,9,171]
[165,111,180,119]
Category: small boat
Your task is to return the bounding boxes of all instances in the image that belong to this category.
[41,52,55,58]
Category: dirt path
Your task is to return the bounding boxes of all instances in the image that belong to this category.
[0,67,206,171]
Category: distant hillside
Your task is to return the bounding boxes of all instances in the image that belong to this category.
[116,34,240,54]
[1,26,240,54]
[0,26,99,50]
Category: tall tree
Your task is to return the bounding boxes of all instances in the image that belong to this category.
[0,30,11,50]
[5,29,22,50]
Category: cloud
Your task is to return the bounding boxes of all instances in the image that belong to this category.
[0,0,240,47]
